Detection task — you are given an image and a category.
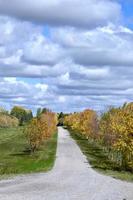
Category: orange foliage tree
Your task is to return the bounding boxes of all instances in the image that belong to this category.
[25,111,57,153]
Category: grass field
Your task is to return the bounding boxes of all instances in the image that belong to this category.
[70,130,133,182]
[0,127,57,178]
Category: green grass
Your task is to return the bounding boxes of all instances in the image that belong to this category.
[70,130,133,182]
[0,127,57,179]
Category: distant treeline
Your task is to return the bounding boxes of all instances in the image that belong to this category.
[0,106,56,128]
[0,106,33,128]
[64,102,133,172]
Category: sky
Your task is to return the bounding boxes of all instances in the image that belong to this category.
[0,0,133,113]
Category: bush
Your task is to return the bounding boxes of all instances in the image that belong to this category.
[0,113,19,128]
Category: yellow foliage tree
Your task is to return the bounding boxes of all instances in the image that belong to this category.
[64,109,98,140]
[100,105,133,170]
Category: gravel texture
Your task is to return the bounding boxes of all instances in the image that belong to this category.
[0,127,133,200]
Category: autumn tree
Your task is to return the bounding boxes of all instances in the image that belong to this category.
[25,118,44,153]
[100,105,133,170]
[25,111,57,153]
[65,104,133,171]
[64,109,98,140]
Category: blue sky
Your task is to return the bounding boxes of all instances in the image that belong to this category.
[121,0,133,29]
[0,0,132,113]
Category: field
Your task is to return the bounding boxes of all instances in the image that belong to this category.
[70,130,133,182]
[0,127,57,178]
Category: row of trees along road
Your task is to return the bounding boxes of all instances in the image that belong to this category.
[64,102,133,172]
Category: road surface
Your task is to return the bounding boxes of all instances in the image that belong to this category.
[0,127,133,200]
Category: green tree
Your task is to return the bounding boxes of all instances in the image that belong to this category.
[36,108,42,117]
[58,112,65,126]
[42,108,50,113]
[11,106,33,125]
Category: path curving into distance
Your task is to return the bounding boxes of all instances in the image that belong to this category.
[0,127,133,200]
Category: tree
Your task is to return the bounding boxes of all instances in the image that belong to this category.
[25,111,57,153]
[64,109,98,140]
[36,108,42,117]
[0,107,8,115]
[65,104,133,171]
[36,107,51,117]
[25,118,43,153]
[11,106,33,125]
[99,105,133,170]
[58,112,65,126]
[42,108,50,113]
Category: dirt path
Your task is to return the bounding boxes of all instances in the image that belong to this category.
[0,127,133,200]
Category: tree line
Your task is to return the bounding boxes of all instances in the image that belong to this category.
[0,106,33,128]
[64,102,133,172]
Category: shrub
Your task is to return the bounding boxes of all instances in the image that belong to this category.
[0,113,19,128]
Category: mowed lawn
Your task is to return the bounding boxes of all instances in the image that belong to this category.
[0,127,57,178]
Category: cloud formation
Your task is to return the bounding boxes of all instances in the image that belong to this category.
[0,0,121,28]
[0,1,132,112]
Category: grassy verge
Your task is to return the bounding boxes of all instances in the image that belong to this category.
[70,129,133,182]
[0,127,57,179]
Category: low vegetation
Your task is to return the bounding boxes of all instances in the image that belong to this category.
[0,113,19,128]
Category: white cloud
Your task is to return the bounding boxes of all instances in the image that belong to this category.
[58,96,66,103]
[22,34,65,65]
[35,83,48,92]
[4,77,17,83]
[52,24,133,67]
[0,1,132,112]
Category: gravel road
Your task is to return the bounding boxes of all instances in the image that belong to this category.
[0,127,133,200]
